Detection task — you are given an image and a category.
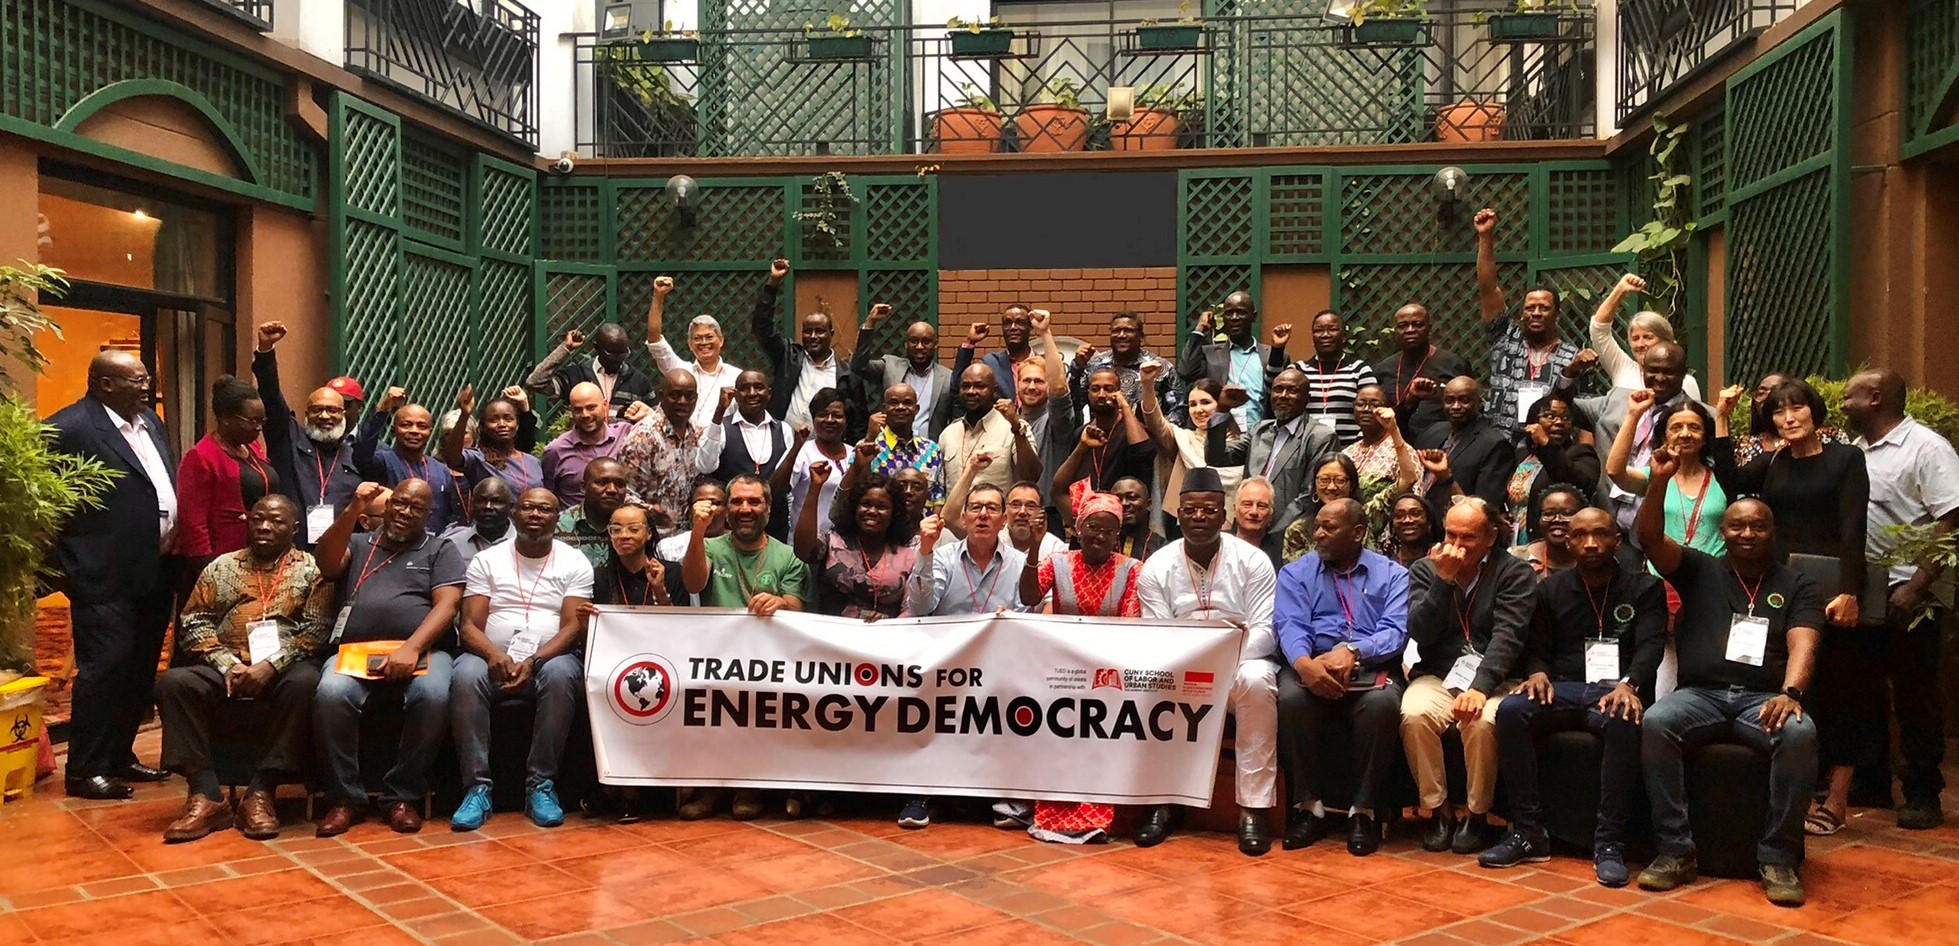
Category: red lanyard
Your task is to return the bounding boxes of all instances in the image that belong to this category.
[1523,340,1554,379]
[240,450,270,492]
[351,539,405,597]
[1679,468,1713,544]
[312,448,332,506]
[1581,573,1614,639]
[961,549,1003,613]
[252,551,292,620]
[1330,564,1361,637]
[1453,568,1483,641]
[1396,347,1434,403]
[1733,567,1765,616]
[516,548,555,618]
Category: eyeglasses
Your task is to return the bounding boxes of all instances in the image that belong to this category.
[966,502,1003,514]
[1314,474,1349,486]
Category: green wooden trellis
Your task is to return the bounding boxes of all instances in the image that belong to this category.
[1904,0,1959,159]
[328,91,539,402]
[1722,12,1852,384]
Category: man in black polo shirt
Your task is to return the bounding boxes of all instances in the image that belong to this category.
[310,479,466,837]
[1635,447,1821,907]
[1480,507,1666,886]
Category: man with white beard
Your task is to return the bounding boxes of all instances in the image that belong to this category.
[252,322,371,548]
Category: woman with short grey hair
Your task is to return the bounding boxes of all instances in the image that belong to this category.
[1590,273,1703,400]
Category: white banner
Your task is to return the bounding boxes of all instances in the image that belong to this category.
[585,607,1243,806]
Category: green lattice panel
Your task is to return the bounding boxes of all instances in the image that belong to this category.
[539,181,606,262]
[1545,168,1621,256]
[401,135,468,248]
[1184,175,1257,259]
[476,161,535,258]
[1266,172,1326,258]
[397,248,476,401]
[475,259,533,394]
[340,219,400,388]
[799,182,854,265]
[1534,264,1629,349]
[1180,264,1256,330]
[1727,30,1838,192]
[1694,110,1728,220]
[615,183,790,264]
[653,268,773,371]
[1336,262,1528,369]
[864,183,931,263]
[1726,171,1836,383]
[1907,0,1959,139]
[340,107,401,219]
[0,0,317,199]
[1339,172,1530,257]
[543,270,614,343]
[1240,25,1428,146]
[698,1,899,156]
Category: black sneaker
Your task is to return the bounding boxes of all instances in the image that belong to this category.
[1898,797,1946,831]
[1421,810,1458,852]
[1593,842,1629,887]
[1451,814,1501,855]
[1283,809,1329,850]
[1477,829,1551,868]
[897,798,932,829]
[1637,853,1699,891]
[1760,863,1805,907]
[1347,813,1381,857]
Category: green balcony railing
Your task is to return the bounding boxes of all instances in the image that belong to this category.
[575,5,1596,159]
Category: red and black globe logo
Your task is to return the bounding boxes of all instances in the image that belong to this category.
[607,654,677,726]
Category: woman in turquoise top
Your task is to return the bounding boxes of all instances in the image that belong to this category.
[1605,394,1732,556]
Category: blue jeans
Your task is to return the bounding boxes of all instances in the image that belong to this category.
[451,652,583,790]
[1494,682,1640,846]
[1641,685,1818,867]
[311,650,454,805]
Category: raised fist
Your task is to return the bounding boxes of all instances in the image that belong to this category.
[564,330,585,350]
[1080,424,1109,449]
[808,460,832,486]
[692,499,717,524]
[918,514,944,552]
[1563,349,1600,378]
[354,481,386,505]
[379,387,408,413]
[966,322,989,345]
[1139,358,1164,383]
[1417,449,1451,478]
[1072,343,1096,368]
[1408,376,1439,400]
[1271,323,1293,348]
[1473,208,1498,235]
[623,400,652,423]
[1220,385,1250,410]
[866,303,893,326]
[1195,310,1215,335]
[1627,388,1655,415]
[255,322,287,352]
[653,275,675,296]
[1617,273,1646,295]
[994,397,1018,426]
[454,383,476,413]
[769,258,790,280]
[502,385,530,412]
[970,450,995,472]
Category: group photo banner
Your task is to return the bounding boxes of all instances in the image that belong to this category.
[585,608,1244,806]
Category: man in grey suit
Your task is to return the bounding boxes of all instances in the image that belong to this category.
[1179,291,1292,427]
[851,302,957,438]
[1243,367,1340,538]
[45,350,179,799]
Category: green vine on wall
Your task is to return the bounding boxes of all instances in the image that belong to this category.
[1611,116,1694,317]
[793,171,860,247]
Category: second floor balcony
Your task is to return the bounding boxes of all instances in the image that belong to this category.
[575,4,1597,159]
[346,0,540,146]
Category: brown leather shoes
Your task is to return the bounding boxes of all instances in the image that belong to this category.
[164,794,234,843]
[237,789,281,840]
[384,800,424,834]
[315,804,364,838]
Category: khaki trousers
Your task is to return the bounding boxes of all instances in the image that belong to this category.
[1399,675,1511,814]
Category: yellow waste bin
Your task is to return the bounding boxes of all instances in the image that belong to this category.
[0,676,50,804]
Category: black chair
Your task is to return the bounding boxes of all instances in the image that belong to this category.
[1685,740,1773,877]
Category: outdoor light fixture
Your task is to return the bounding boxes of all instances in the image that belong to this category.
[600,4,632,40]
[1432,166,1469,213]
[1106,86,1135,123]
[1324,1,1358,22]
[665,174,698,227]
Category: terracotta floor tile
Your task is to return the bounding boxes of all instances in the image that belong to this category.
[377,896,454,920]
[1002,856,1161,901]
[834,889,1008,940]
[988,886,1072,915]
[1297,889,1467,940]
[382,838,535,880]
[725,848,883,892]
[1808,843,1957,885]
[1550,913,1747,946]
[0,848,147,894]
[18,888,193,940]
[669,905,752,935]
[1448,917,1537,945]
[282,929,426,946]
[1387,868,1549,914]
[791,884,876,910]
[494,823,646,861]
[1676,863,1926,929]
[1814,883,1959,946]
[1281,847,1435,885]
[1097,880,1272,936]
[1508,870,1592,894]
[1635,898,1719,926]
[711,912,892,946]
[1076,919,1170,946]
[428,929,523,946]
[607,918,695,946]
[406,911,493,938]
[46,917,231,946]
[118,830,286,873]
[1092,837,1263,877]
[422,862,595,909]
[612,818,750,844]
[1196,862,1327,909]
[884,823,1032,860]
[1486,907,1574,935]
[1700,913,1793,940]
[1028,903,1111,933]
[553,844,699,887]
[174,867,341,911]
[1530,896,1613,921]
[79,874,161,898]
[478,888,663,940]
[915,918,1083,946]
[668,829,821,865]
[1183,913,1374,946]
[211,895,398,946]
[602,864,773,914]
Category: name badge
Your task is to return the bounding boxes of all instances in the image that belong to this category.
[331,605,352,644]
[508,636,539,662]
[247,620,283,666]
[1585,640,1621,683]
[306,505,336,544]
[1315,414,1339,431]
[1726,614,1770,666]
[1444,651,1481,692]
[1516,382,1549,424]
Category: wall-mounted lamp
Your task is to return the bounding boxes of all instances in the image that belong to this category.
[665,174,697,227]
[1106,86,1135,123]
[1432,166,1468,217]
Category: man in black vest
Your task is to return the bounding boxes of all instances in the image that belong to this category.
[46,350,179,799]
[715,369,801,539]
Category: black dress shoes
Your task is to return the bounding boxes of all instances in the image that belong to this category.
[1134,805,1174,847]
[66,776,134,800]
[119,762,171,783]
[1451,814,1501,855]
[1283,809,1329,850]
[1421,810,1458,852]
[1238,809,1273,856]
[1347,814,1381,856]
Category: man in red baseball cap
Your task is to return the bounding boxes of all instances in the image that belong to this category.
[326,376,365,403]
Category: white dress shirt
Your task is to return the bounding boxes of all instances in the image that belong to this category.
[647,338,743,429]
[1138,534,1278,662]
[1859,416,1959,604]
[787,356,838,429]
[104,403,178,548]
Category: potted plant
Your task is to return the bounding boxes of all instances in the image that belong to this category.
[595,42,699,157]
[804,14,874,60]
[1015,78,1091,153]
[934,84,1005,154]
[634,21,700,62]
[1437,101,1505,142]
[1137,0,1203,51]
[1480,0,1577,42]
[947,16,1014,57]
[1113,83,1195,151]
[1345,0,1431,46]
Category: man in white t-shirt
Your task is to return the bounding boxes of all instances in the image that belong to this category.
[450,486,595,832]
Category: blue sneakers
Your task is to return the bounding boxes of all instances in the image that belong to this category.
[527,779,566,828]
[451,784,492,832]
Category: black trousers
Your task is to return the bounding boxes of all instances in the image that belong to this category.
[1494,682,1641,844]
[1276,669,1404,812]
[156,662,321,780]
[1818,606,1947,802]
[66,588,173,778]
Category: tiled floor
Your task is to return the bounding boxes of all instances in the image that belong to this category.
[6,731,1959,946]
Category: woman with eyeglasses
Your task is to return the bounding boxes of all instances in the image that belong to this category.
[173,375,279,580]
[1504,392,1600,548]
[1507,483,1585,576]
[1280,453,1396,561]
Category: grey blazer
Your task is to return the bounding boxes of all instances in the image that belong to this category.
[852,352,958,436]
[1242,416,1340,535]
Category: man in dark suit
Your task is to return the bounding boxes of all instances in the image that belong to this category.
[1414,376,1517,511]
[851,303,957,438]
[521,321,654,421]
[752,258,859,435]
[46,350,179,799]
[1243,367,1340,538]
[1178,291,1292,427]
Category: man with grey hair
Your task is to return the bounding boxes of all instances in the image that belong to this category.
[645,274,742,428]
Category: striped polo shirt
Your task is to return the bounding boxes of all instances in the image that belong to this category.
[1292,354,1379,447]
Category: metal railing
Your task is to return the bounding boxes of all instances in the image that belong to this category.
[576,6,1596,159]
[346,0,539,146]
[1616,0,1797,123]
[193,0,272,30]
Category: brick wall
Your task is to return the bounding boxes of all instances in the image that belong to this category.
[935,267,1182,362]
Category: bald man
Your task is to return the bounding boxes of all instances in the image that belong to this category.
[524,321,653,418]
[47,348,179,799]
[252,321,367,546]
[938,362,1038,497]
[616,369,726,532]
[541,381,635,508]
[852,303,957,438]
[353,386,462,534]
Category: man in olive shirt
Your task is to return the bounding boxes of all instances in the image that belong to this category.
[1635,448,1821,907]
[558,458,632,567]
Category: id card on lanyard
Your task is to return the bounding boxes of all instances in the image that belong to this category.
[1443,569,1483,692]
[1726,568,1771,666]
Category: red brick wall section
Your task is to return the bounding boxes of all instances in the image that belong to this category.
[933,267,1182,363]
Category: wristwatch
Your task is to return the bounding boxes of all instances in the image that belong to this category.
[1782,686,1805,703]
[1340,642,1361,658]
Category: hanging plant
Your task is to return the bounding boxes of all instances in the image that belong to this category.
[1611,116,1694,317]
[793,171,859,247]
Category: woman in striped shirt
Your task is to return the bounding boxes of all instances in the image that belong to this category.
[1293,309,1378,447]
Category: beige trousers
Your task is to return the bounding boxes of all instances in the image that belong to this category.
[1398,675,1511,815]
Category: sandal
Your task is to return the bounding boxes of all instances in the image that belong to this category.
[1805,805,1845,836]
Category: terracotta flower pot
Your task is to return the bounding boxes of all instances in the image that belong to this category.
[1015,104,1090,152]
[933,107,1003,153]
[1437,102,1505,142]
[1112,108,1181,151]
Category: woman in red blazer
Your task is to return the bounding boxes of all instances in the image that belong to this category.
[172,376,279,577]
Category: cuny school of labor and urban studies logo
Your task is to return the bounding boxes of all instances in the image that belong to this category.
[607,653,678,726]
[1092,668,1215,696]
